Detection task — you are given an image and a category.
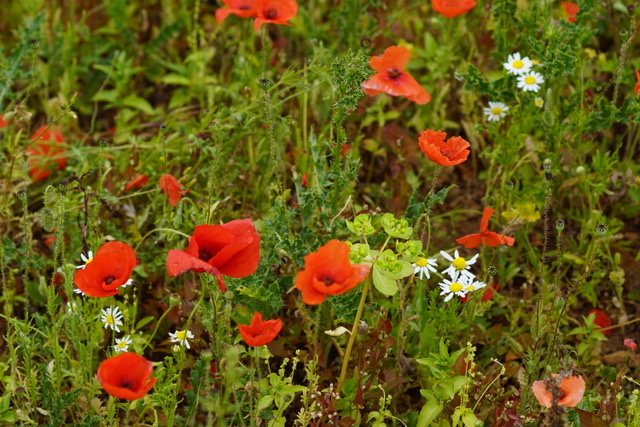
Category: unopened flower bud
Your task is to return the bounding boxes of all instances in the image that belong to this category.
[555,219,565,231]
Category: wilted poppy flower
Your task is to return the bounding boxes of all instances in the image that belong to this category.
[560,2,579,23]
[125,174,149,191]
[159,174,183,206]
[216,0,256,22]
[431,0,476,18]
[97,352,156,400]
[588,308,612,336]
[0,115,9,128]
[418,129,470,166]
[238,312,283,346]
[27,125,67,181]
[456,208,515,248]
[362,46,431,105]
[294,240,370,305]
[253,0,298,31]
[532,374,585,408]
[74,241,136,297]
[624,338,638,350]
[635,70,640,96]
[166,219,261,292]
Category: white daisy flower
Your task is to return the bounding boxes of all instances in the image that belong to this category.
[483,102,509,122]
[412,257,438,280]
[66,302,78,314]
[73,288,86,295]
[169,329,195,349]
[463,278,487,293]
[440,250,478,281]
[120,278,134,288]
[114,335,132,352]
[101,306,124,333]
[75,250,94,269]
[517,72,545,92]
[534,97,544,108]
[503,52,533,75]
[438,277,469,302]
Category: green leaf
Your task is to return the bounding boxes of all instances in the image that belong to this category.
[135,316,155,330]
[417,399,442,427]
[92,90,118,104]
[372,265,398,296]
[162,73,192,86]
[122,95,155,115]
[257,395,274,411]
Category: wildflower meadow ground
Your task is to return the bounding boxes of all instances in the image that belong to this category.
[1,0,640,425]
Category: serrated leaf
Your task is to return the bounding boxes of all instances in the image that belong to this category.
[122,95,155,115]
[372,265,398,296]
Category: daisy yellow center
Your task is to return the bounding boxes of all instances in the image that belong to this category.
[452,257,467,270]
[176,330,187,340]
[525,76,536,85]
[416,257,428,267]
[85,258,94,265]
[117,341,127,348]
[535,98,543,106]
[105,315,115,325]
[513,60,524,69]
[450,282,463,292]
[467,285,476,291]
[491,107,503,115]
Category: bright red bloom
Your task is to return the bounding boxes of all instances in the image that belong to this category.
[27,126,67,181]
[216,0,257,23]
[294,240,370,305]
[561,2,579,23]
[635,70,640,96]
[159,174,182,206]
[125,174,149,191]
[238,312,283,346]
[624,338,638,350]
[97,352,156,400]
[431,0,476,18]
[456,208,515,248]
[362,46,431,105]
[532,374,585,408]
[418,129,470,166]
[74,242,137,297]
[588,308,612,336]
[0,115,9,128]
[253,0,298,31]
[166,219,261,292]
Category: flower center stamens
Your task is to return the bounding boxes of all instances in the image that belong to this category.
[452,257,467,270]
[525,76,536,85]
[106,315,115,325]
[450,282,463,292]
[388,69,402,79]
[176,330,187,340]
[513,60,524,69]
[104,275,116,285]
[265,8,277,19]
[416,257,428,267]
[491,107,503,115]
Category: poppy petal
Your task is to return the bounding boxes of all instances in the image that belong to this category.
[479,207,494,232]
[159,174,182,207]
[369,46,410,73]
[456,233,483,248]
[558,376,586,407]
[532,380,553,408]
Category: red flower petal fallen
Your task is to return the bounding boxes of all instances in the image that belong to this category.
[431,0,477,18]
[166,219,261,291]
[418,129,470,166]
[294,240,369,305]
[74,242,137,297]
[588,308,612,336]
[27,125,67,181]
[253,0,298,31]
[216,0,257,22]
[97,352,156,400]
[456,208,515,248]
[159,174,182,206]
[362,46,431,105]
[238,312,283,346]
[560,2,579,23]
[532,374,585,408]
[125,174,149,191]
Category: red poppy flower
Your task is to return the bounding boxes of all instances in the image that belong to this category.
[253,0,298,31]
[362,46,431,105]
[456,208,515,248]
[532,374,585,408]
[0,114,9,128]
[26,126,67,181]
[238,312,282,346]
[560,2,579,23]
[294,240,370,305]
[431,0,477,18]
[125,174,149,191]
[159,174,182,206]
[97,352,156,400]
[588,308,612,336]
[635,70,640,96]
[166,219,261,292]
[418,129,470,166]
[216,0,257,23]
[74,242,137,297]
[624,338,638,351]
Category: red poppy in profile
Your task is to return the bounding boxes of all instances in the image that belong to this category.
[532,374,585,408]
[238,312,283,346]
[560,2,579,23]
[362,46,431,105]
[74,242,137,297]
[294,240,370,305]
[215,0,257,23]
[125,174,149,191]
[97,352,156,400]
[159,174,182,206]
[27,126,67,181]
[166,219,261,292]
[635,70,640,96]
[431,0,476,18]
[588,308,612,336]
[253,0,298,31]
[456,208,515,248]
[418,129,470,166]
[0,115,9,128]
